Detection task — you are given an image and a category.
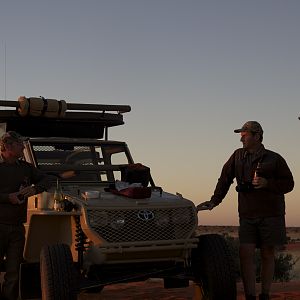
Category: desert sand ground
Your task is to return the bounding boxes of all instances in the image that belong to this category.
[78,279,300,300]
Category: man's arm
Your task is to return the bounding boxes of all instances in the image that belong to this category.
[197,151,236,210]
[28,165,56,194]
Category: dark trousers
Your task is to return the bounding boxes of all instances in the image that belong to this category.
[0,224,25,300]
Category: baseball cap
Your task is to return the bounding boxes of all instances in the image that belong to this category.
[0,131,26,145]
[234,121,263,135]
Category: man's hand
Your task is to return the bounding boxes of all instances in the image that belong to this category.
[8,192,23,205]
[197,201,216,211]
[8,186,37,205]
[252,176,268,189]
[19,185,36,198]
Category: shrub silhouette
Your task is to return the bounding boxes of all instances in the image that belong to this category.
[223,234,299,282]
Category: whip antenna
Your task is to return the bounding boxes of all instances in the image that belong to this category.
[4,42,6,100]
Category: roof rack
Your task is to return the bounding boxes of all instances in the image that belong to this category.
[0,100,131,114]
[0,98,131,139]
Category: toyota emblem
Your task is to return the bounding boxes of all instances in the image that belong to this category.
[137,210,155,221]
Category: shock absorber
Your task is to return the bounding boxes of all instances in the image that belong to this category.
[74,215,89,269]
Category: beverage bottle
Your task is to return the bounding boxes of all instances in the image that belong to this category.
[53,178,63,211]
[253,162,262,179]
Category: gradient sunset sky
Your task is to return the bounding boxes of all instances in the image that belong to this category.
[1,1,299,226]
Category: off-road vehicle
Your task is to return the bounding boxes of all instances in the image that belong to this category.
[0,97,237,300]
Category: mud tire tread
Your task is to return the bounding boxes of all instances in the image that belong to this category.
[192,234,237,300]
[40,243,78,300]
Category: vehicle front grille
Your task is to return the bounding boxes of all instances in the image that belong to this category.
[86,206,196,243]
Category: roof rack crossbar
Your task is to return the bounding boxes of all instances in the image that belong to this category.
[0,100,131,114]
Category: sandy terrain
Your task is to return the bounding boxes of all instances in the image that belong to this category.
[78,280,300,299]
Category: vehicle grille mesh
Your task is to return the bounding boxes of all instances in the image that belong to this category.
[86,206,196,243]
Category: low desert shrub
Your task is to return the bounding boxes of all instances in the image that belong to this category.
[223,234,298,282]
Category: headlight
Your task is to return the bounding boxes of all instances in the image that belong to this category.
[110,213,125,230]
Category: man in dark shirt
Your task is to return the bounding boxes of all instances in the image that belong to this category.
[197,121,294,300]
[0,131,53,300]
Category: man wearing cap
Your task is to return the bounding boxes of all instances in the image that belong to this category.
[0,131,53,300]
[197,121,294,300]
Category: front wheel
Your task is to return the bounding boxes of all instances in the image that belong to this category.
[40,243,78,300]
[191,234,237,300]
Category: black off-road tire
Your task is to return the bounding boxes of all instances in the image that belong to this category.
[40,243,78,300]
[191,234,237,300]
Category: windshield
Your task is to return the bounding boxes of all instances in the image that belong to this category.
[31,142,132,183]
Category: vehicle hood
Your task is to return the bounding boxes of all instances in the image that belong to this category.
[66,188,194,209]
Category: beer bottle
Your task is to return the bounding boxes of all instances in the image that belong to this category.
[253,162,262,179]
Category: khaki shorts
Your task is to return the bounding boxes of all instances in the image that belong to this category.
[239,216,287,247]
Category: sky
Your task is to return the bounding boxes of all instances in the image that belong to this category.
[0,1,300,226]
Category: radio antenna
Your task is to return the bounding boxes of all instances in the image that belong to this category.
[4,42,6,100]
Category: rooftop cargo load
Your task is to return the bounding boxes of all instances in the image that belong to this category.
[0,97,131,139]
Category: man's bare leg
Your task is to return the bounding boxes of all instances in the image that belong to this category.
[240,243,256,297]
[260,245,275,295]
